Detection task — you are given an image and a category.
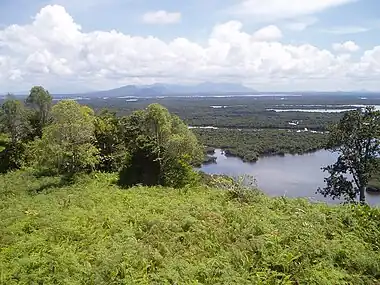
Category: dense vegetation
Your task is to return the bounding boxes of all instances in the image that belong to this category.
[194,128,327,162]
[0,133,7,152]
[0,88,203,189]
[1,88,380,283]
[30,94,378,131]
[6,94,377,131]
[1,171,380,284]
[78,96,343,131]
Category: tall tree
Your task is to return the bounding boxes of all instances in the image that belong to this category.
[119,103,203,187]
[29,100,99,176]
[0,96,30,172]
[26,86,52,138]
[0,96,28,145]
[94,110,125,172]
[318,107,380,203]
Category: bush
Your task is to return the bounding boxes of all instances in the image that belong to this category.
[0,143,26,173]
[162,157,200,188]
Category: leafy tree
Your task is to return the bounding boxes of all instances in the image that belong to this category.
[29,100,99,177]
[119,104,203,188]
[0,96,29,145]
[94,110,125,172]
[318,107,380,203]
[25,86,53,138]
[0,96,29,173]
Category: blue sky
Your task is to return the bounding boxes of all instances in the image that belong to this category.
[0,0,380,92]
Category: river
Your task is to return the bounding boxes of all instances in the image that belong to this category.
[200,149,380,206]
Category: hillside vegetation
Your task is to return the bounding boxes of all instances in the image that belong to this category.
[2,87,380,284]
[1,171,380,285]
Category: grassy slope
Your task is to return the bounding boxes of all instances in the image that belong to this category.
[1,172,380,285]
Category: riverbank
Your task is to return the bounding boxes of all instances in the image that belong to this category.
[200,149,380,205]
[1,170,380,284]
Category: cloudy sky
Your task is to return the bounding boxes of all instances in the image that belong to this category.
[0,0,380,93]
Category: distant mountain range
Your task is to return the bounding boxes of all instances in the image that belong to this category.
[62,82,257,98]
[3,83,379,99]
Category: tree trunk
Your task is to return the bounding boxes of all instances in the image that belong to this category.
[359,185,366,204]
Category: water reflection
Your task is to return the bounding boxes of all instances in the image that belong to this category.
[200,149,380,205]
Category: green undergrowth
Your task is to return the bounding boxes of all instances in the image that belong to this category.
[0,133,8,152]
[1,171,380,284]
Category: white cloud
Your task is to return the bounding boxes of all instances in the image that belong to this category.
[321,26,370,35]
[228,0,356,21]
[142,10,181,24]
[253,25,283,41]
[0,5,379,92]
[333,41,360,52]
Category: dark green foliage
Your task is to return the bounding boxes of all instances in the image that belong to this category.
[195,128,327,162]
[81,95,352,131]
[318,107,380,204]
[118,138,161,187]
[0,96,29,145]
[1,171,380,284]
[94,110,125,172]
[0,97,30,173]
[118,104,203,188]
[0,133,9,152]
[0,142,26,173]
[368,162,380,190]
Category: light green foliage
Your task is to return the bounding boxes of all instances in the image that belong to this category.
[145,103,203,167]
[1,171,380,284]
[26,86,53,138]
[0,133,8,152]
[28,100,99,176]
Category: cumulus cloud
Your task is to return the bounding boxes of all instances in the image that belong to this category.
[0,5,379,92]
[228,0,356,21]
[333,41,360,52]
[252,25,283,41]
[142,10,181,24]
